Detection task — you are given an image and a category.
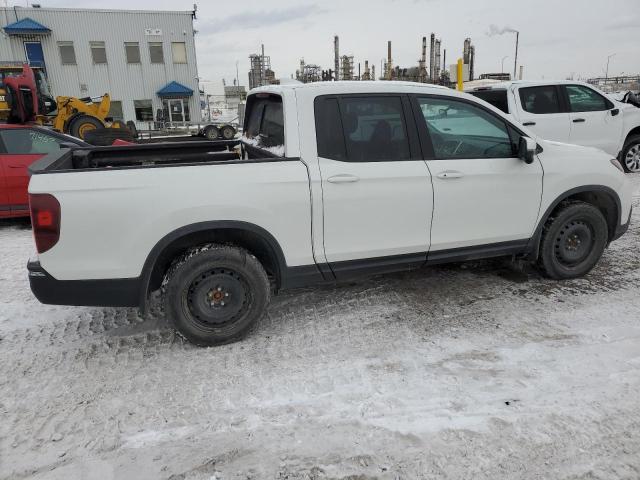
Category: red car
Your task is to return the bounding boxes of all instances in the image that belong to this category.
[0,124,86,219]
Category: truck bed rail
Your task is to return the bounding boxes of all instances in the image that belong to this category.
[30,140,246,174]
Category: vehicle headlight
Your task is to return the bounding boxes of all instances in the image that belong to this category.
[610,158,625,172]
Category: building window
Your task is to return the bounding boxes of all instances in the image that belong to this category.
[171,42,187,64]
[90,41,107,64]
[124,42,140,64]
[58,41,76,65]
[108,100,124,120]
[134,99,153,121]
[148,42,164,64]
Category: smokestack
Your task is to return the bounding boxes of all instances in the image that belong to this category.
[358,62,361,81]
[334,35,339,81]
[469,45,475,81]
[430,34,436,82]
[435,39,441,81]
[443,48,446,75]
[519,65,524,80]
[387,41,392,80]
[371,64,375,81]
[422,36,427,63]
[260,43,266,85]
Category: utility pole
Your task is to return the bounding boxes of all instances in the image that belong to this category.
[513,31,519,80]
[605,53,616,79]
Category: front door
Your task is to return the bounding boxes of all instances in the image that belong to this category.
[564,84,623,156]
[24,41,46,70]
[513,84,570,143]
[168,99,184,123]
[315,95,433,274]
[413,95,543,251]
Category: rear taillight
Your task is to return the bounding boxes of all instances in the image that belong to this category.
[29,194,61,254]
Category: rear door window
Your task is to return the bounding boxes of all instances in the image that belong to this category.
[519,86,562,114]
[338,96,411,162]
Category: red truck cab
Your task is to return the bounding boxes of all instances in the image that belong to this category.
[0,124,85,218]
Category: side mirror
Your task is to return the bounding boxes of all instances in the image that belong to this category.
[611,108,620,117]
[518,136,536,164]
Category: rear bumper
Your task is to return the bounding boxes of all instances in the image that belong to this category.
[612,207,632,242]
[27,260,140,308]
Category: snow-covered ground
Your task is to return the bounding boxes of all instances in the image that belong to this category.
[1,176,640,480]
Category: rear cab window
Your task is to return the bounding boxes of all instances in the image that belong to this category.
[242,94,285,157]
[468,89,510,114]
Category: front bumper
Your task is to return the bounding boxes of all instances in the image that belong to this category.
[27,260,141,307]
[612,207,632,242]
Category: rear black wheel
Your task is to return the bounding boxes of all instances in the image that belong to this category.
[221,125,236,140]
[538,202,608,279]
[163,245,270,346]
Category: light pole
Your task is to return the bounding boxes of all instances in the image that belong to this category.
[513,31,519,80]
[501,56,509,74]
[605,53,616,80]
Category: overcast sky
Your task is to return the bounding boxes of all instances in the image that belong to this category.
[11,0,640,95]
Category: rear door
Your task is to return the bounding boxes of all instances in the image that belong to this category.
[514,85,570,142]
[0,128,65,214]
[563,84,623,155]
[413,94,543,252]
[315,94,433,274]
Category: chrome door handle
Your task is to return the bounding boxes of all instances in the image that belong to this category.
[436,171,464,179]
[327,174,360,184]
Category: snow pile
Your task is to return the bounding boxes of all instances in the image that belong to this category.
[241,135,285,157]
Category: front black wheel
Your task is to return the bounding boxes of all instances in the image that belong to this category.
[538,202,608,279]
[164,245,270,346]
[203,125,219,140]
[621,135,640,173]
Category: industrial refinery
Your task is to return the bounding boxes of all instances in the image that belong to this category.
[251,34,478,88]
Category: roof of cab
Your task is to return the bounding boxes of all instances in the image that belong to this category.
[467,79,595,92]
[249,80,452,96]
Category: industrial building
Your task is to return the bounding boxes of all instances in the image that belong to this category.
[248,45,279,89]
[0,6,201,127]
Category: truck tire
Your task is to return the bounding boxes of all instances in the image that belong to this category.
[621,134,640,173]
[68,114,104,139]
[537,201,608,279]
[203,125,219,140]
[83,128,134,146]
[221,125,236,140]
[163,244,270,346]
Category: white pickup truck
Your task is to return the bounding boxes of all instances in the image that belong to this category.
[467,81,640,172]
[27,81,633,346]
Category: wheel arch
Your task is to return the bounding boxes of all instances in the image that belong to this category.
[527,185,621,260]
[623,126,640,145]
[138,221,287,311]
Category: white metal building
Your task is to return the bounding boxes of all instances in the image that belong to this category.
[0,6,201,127]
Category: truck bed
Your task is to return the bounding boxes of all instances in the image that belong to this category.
[28,140,272,174]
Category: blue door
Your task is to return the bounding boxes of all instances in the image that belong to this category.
[24,42,45,69]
